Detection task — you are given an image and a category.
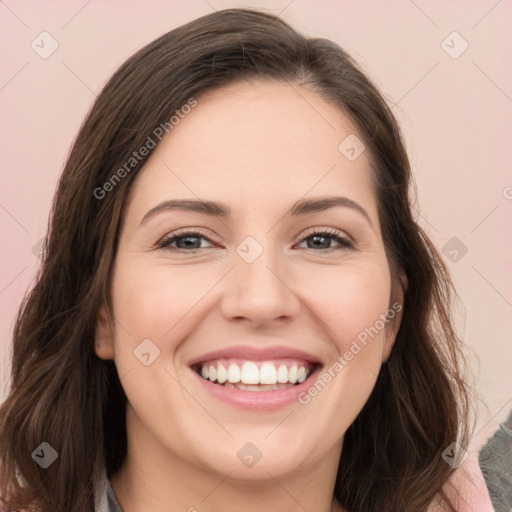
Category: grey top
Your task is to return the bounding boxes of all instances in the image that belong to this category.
[478,410,512,512]
[95,473,123,512]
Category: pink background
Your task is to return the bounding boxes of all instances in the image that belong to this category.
[1,0,511,463]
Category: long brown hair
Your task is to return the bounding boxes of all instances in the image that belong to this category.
[0,8,473,511]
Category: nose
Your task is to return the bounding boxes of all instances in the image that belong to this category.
[220,249,301,328]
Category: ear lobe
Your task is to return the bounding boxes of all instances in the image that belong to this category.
[382,305,403,363]
[94,304,115,360]
[382,272,407,363]
[399,272,408,292]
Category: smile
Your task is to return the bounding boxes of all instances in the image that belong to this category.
[188,345,323,410]
[194,359,316,391]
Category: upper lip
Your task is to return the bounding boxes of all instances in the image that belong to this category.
[188,345,322,366]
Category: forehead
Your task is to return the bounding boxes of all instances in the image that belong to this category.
[125,79,377,223]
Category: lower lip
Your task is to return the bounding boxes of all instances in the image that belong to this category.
[191,366,322,411]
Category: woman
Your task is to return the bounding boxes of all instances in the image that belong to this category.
[0,8,489,512]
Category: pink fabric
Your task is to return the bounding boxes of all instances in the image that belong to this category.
[437,454,494,511]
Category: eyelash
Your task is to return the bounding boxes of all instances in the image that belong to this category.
[155,228,354,253]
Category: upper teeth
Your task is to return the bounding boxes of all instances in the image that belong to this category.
[199,361,310,385]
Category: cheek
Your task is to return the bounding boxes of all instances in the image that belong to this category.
[109,261,216,349]
[107,262,209,423]
[300,259,392,350]
[292,260,393,445]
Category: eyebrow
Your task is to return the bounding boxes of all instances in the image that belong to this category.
[140,196,373,228]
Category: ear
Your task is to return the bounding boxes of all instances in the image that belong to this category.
[382,272,407,363]
[94,303,115,360]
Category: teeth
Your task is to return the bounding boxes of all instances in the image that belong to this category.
[216,364,227,384]
[227,364,241,383]
[289,365,298,384]
[198,360,313,387]
[208,365,217,382]
[259,363,277,385]
[232,382,292,392]
[276,364,288,383]
[241,362,259,384]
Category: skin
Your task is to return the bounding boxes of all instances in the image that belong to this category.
[95,79,404,512]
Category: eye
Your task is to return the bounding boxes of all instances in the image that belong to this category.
[296,228,354,251]
[156,227,354,253]
[156,230,216,252]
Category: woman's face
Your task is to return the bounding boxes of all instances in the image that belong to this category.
[96,79,402,482]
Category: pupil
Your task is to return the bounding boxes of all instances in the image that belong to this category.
[178,236,200,249]
[309,235,329,249]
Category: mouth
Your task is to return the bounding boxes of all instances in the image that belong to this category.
[188,345,323,410]
[191,359,321,391]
